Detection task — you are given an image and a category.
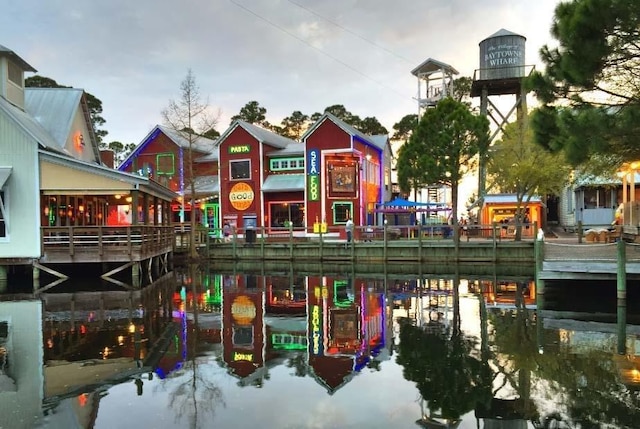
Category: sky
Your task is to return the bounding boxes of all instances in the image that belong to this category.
[1,0,561,146]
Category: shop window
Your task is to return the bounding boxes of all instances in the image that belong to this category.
[230,160,251,180]
[584,187,613,209]
[270,202,305,228]
[0,190,6,238]
[332,202,353,224]
[156,153,175,175]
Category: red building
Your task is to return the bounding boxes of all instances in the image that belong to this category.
[216,120,303,231]
[302,113,392,233]
[118,125,219,225]
[122,114,393,234]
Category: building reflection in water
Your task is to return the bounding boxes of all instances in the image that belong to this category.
[2,268,640,428]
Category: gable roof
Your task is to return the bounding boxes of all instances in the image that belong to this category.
[218,120,298,149]
[0,44,36,72]
[24,88,101,162]
[411,58,459,77]
[302,112,383,149]
[0,94,65,155]
[119,125,218,171]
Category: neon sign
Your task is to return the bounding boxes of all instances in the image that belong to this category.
[229,145,251,154]
[311,305,322,355]
[233,351,253,362]
[308,175,320,201]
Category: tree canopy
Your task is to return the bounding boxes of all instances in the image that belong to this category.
[231,100,268,126]
[398,98,489,225]
[488,116,571,238]
[528,0,640,166]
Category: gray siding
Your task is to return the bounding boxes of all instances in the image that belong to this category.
[0,113,40,258]
[0,300,44,429]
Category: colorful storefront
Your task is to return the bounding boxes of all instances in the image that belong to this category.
[480,193,543,236]
[302,113,392,234]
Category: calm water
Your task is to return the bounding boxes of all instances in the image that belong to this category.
[1,266,640,429]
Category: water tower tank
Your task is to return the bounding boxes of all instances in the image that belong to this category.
[479,29,526,80]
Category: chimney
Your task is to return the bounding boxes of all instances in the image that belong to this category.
[0,45,36,111]
[100,149,116,169]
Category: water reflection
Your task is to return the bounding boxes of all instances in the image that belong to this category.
[0,267,639,428]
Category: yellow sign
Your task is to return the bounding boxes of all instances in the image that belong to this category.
[231,295,256,324]
[313,222,327,233]
[229,182,254,211]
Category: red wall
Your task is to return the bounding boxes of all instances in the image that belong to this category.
[305,120,357,228]
[218,126,262,228]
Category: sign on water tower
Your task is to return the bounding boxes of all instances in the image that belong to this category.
[479,28,526,80]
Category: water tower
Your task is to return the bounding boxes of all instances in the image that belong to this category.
[471,29,533,202]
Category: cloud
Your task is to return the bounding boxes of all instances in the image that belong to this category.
[1,0,561,144]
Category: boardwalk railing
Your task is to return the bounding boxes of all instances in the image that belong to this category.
[176,222,538,249]
[41,226,174,261]
[543,241,640,264]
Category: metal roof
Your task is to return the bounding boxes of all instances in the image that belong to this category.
[483,193,541,204]
[572,172,631,188]
[302,113,386,153]
[481,28,526,43]
[0,44,36,72]
[157,125,218,152]
[261,174,305,193]
[268,143,305,157]
[119,125,218,171]
[24,88,83,151]
[40,150,176,200]
[0,95,65,154]
[232,120,299,149]
[193,175,219,194]
[410,58,459,77]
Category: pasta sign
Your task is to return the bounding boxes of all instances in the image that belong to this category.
[229,182,254,211]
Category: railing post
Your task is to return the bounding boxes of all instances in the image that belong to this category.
[289,223,294,260]
[261,226,265,260]
[617,239,627,354]
[492,222,498,262]
[578,221,583,244]
[535,232,545,298]
[98,225,103,256]
[418,223,422,263]
[383,221,388,261]
[69,226,74,256]
[232,227,237,260]
[127,227,132,256]
[319,226,324,261]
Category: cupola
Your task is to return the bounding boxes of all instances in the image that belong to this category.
[0,44,36,110]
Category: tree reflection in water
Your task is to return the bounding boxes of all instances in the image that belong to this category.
[160,264,226,429]
[396,278,491,423]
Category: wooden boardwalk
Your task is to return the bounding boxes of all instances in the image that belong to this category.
[540,239,640,280]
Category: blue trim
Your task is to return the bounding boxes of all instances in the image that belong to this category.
[118,127,162,171]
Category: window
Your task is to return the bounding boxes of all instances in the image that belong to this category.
[332,202,353,224]
[230,160,251,180]
[584,187,613,209]
[7,61,22,86]
[0,190,7,238]
[156,153,175,175]
[270,157,304,171]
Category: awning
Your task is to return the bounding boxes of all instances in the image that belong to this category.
[262,174,305,193]
[193,175,219,195]
[0,167,12,188]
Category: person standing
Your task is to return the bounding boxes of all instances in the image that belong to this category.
[223,222,231,243]
[345,217,354,245]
